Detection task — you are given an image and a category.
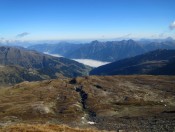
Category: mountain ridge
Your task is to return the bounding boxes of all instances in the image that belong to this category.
[28,39,175,62]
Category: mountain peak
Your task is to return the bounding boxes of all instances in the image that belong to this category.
[91,40,99,44]
[127,39,135,43]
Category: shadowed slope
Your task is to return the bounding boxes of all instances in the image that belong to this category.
[90,49,175,75]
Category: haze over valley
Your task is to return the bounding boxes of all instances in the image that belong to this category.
[43,51,110,67]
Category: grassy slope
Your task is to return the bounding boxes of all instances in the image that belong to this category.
[0,65,50,86]
[0,75,175,131]
[0,124,101,132]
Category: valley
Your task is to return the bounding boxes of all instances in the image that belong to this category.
[44,52,110,67]
[72,59,110,67]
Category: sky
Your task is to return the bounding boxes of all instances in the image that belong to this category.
[0,0,175,41]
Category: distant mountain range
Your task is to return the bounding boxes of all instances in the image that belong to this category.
[1,39,175,85]
[28,39,175,62]
[90,49,175,75]
[0,46,91,85]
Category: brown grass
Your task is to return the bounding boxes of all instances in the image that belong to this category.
[0,124,102,132]
[0,75,175,131]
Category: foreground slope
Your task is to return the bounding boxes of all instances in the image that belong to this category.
[0,46,91,85]
[0,124,100,132]
[90,49,175,75]
[0,75,175,131]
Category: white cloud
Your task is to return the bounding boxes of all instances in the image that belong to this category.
[16,32,30,38]
[169,21,175,30]
[117,33,132,40]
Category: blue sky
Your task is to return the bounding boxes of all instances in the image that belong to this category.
[0,0,175,41]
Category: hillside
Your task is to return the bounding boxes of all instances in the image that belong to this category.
[0,46,91,85]
[28,40,175,62]
[0,65,50,86]
[90,49,175,75]
[0,75,174,131]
